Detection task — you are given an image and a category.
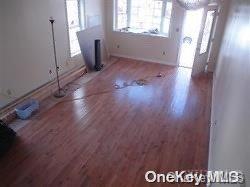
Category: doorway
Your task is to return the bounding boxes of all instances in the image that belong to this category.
[178,9,204,68]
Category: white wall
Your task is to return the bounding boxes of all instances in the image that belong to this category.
[0,0,105,106]
[105,0,185,65]
[1,0,80,101]
[86,0,105,28]
[209,0,250,186]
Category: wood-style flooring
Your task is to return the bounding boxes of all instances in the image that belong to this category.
[0,58,212,187]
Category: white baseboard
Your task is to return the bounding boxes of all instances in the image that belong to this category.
[0,65,86,122]
[110,53,177,67]
[208,73,217,172]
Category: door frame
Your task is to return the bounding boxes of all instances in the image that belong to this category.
[191,5,218,76]
[177,8,205,68]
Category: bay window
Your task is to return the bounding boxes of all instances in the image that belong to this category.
[114,0,173,36]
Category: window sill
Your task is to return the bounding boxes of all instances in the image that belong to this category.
[67,53,82,64]
[70,52,82,59]
[113,29,169,38]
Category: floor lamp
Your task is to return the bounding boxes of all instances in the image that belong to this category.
[49,17,66,98]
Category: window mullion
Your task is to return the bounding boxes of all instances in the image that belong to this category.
[127,0,132,27]
[160,0,167,33]
[80,0,86,29]
[114,0,118,29]
[78,0,82,29]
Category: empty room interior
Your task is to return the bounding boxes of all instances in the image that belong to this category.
[0,0,249,186]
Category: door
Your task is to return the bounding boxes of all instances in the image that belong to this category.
[192,5,218,76]
[178,8,204,68]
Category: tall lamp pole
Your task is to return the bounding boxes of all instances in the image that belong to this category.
[49,17,65,98]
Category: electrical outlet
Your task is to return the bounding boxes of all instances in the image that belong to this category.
[210,120,217,127]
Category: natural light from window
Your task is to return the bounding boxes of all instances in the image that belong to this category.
[66,0,84,57]
[114,0,173,36]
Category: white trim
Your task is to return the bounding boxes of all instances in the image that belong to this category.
[114,0,118,30]
[112,30,169,38]
[0,66,86,120]
[111,53,176,66]
[208,72,217,174]
[161,0,167,33]
[64,0,71,58]
[127,0,132,27]
[80,0,86,29]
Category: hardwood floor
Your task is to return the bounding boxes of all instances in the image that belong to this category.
[0,58,213,187]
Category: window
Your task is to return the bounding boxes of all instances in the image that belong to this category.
[66,0,85,57]
[114,0,173,36]
[116,0,128,30]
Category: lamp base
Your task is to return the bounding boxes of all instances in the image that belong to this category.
[54,89,66,98]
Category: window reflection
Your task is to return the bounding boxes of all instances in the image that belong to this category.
[171,68,191,117]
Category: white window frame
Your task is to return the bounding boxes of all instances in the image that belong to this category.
[65,0,86,58]
[114,0,172,37]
